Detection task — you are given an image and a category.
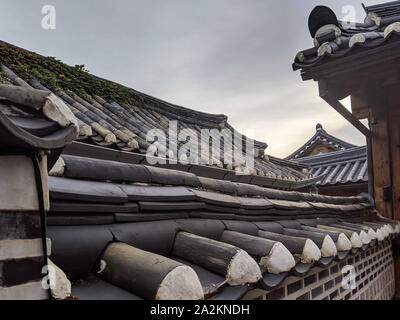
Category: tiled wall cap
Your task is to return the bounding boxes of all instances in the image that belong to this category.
[261,242,296,274]
[321,235,337,257]
[365,12,381,26]
[336,233,352,251]
[317,42,332,56]
[49,157,65,177]
[315,24,341,39]
[359,230,372,244]
[349,33,367,47]
[384,21,400,38]
[226,250,262,286]
[301,239,321,263]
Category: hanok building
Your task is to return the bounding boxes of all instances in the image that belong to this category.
[293,0,400,299]
[286,124,368,197]
[0,30,399,301]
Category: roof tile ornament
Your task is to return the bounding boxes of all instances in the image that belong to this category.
[293,2,400,72]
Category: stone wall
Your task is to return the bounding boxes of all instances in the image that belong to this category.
[244,240,395,300]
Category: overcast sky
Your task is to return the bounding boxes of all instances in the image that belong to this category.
[0,0,381,157]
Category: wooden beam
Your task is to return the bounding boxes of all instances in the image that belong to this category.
[351,92,370,120]
[319,80,371,137]
[366,134,375,199]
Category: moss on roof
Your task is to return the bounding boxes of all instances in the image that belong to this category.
[0,40,143,107]
[0,40,234,129]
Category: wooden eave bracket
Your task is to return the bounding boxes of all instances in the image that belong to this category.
[318,79,371,138]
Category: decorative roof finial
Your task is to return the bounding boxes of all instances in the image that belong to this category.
[316,123,323,131]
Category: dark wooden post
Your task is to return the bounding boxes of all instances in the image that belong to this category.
[368,88,393,219]
[386,84,400,299]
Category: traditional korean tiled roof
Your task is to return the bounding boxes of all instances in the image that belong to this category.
[294,146,368,187]
[364,1,400,19]
[292,1,400,80]
[285,124,367,186]
[46,154,400,300]
[286,124,357,160]
[0,40,315,189]
[1,65,398,300]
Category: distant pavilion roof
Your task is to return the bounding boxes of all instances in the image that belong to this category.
[294,146,368,187]
[286,124,357,160]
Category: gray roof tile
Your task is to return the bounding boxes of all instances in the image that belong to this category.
[293,2,400,76]
[295,146,368,185]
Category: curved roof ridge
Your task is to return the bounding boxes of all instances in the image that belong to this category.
[285,124,357,160]
[0,40,228,126]
[294,145,367,166]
